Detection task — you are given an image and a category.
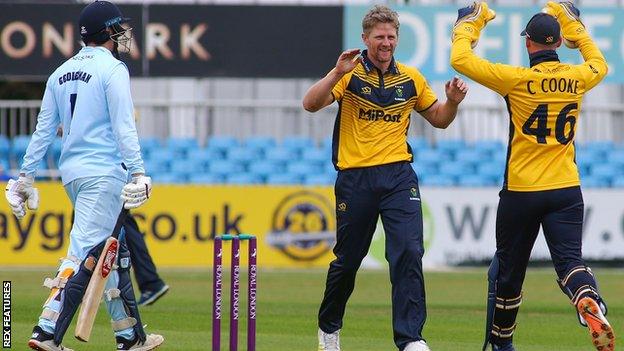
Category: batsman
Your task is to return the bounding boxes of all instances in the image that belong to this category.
[451,1,614,351]
[4,1,163,350]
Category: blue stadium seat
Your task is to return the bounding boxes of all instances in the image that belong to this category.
[439,161,475,178]
[407,137,430,151]
[607,150,624,167]
[147,149,176,164]
[0,135,10,156]
[436,139,466,154]
[473,140,505,154]
[576,149,605,163]
[582,176,610,188]
[170,159,205,174]
[304,173,336,185]
[140,137,162,157]
[324,162,337,174]
[10,135,30,165]
[166,137,199,157]
[455,149,489,164]
[152,173,187,184]
[612,176,624,187]
[265,147,296,163]
[458,174,496,187]
[583,141,614,153]
[590,164,619,178]
[301,148,328,164]
[419,175,455,187]
[266,173,301,185]
[411,163,437,179]
[415,149,451,163]
[248,160,285,178]
[144,159,170,174]
[321,136,333,151]
[187,148,224,165]
[245,136,276,153]
[189,174,224,184]
[477,161,505,179]
[287,161,321,177]
[208,136,239,152]
[226,147,260,164]
[208,160,244,177]
[226,173,262,185]
[281,136,314,153]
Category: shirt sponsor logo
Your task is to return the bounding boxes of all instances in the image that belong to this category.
[358,108,401,123]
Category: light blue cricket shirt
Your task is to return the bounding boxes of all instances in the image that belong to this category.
[21,46,144,185]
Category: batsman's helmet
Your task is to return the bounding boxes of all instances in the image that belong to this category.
[79,1,130,45]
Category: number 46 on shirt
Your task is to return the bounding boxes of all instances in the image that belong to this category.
[522,103,577,145]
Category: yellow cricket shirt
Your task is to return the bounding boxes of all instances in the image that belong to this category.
[331,51,438,170]
[451,35,607,191]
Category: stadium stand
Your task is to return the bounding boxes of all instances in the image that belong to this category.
[4,136,624,187]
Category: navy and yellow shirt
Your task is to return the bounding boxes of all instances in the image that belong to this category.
[331,50,438,170]
[451,35,607,191]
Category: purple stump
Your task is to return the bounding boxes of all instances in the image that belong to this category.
[247,237,257,351]
[212,237,223,351]
[230,236,241,351]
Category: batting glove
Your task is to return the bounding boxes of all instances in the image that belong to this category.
[5,176,39,219]
[542,1,585,48]
[121,175,152,209]
[452,1,496,48]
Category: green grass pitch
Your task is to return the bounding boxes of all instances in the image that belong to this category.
[3,268,623,350]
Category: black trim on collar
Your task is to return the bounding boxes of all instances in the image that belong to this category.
[361,49,400,75]
[529,50,559,67]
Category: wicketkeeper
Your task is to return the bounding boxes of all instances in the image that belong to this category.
[451,2,614,351]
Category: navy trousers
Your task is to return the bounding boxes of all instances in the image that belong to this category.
[124,215,165,292]
[495,186,586,297]
[318,162,426,350]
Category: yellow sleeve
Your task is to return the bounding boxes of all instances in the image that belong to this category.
[331,71,354,102]
[450,36,525,96]
[405,67,438,112]
[575,35,608,91]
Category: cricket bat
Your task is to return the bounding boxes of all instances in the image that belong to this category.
[75,208,129,342]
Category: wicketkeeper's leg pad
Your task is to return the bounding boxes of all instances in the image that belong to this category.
[53,241,107,345]
[557,265,608,327]
[104,242,147,343]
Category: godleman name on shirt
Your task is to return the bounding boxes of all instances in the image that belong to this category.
[526,78,579,95]
[58,71,92,85]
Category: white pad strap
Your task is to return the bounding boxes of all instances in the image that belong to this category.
[495,294,522,310]
[104,288,121,302]
[43,277,68,290]
[111,317,137,331]
[40,308,59,322]
[492,323,516,338]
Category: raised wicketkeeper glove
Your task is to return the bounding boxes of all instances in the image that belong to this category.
[452,1,496,48]
[542,1,585,48]
[121,175,152,209]
[5,176,39,219]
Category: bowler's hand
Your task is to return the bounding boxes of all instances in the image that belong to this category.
[335,49,362,75]
[445,76,468,105]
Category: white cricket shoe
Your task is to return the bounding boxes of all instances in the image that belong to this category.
[404,340,431,351]
[116,333,164,350]
[28,326,74,351]
[318,328,340,351]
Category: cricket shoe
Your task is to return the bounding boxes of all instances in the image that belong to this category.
[116,333,164,350]
[138,284,170,307]
[577,297,615,351]
[27,326,74,351]
[404,340,431,351]
[318,328,340,351]
[492,343,516,351]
